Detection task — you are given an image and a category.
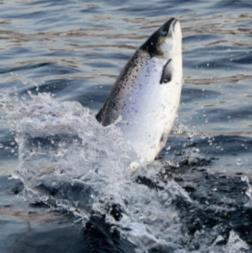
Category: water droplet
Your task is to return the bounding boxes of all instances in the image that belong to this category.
[235,158,242,166]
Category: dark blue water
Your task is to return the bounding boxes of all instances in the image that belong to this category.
[0,0,252,252]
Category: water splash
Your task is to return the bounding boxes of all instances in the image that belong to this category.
[209,231,249,253]
[1,91,191,251]
[1,91,251,252]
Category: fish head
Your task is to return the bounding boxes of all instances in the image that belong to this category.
[141,17,182,59]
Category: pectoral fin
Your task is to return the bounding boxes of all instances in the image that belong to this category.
[160,59,172,84]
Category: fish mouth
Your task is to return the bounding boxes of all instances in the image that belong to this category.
[170,18,178,32]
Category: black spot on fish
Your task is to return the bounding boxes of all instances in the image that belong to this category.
[160,59,172,84]
[141,31,161,57]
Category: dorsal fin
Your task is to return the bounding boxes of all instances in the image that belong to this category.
[160,59,172,84]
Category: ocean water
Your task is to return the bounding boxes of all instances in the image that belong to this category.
[0,0,252,252]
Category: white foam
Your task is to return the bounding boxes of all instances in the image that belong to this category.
[1,91,250,252]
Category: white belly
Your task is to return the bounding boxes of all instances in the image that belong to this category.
[116,57,182,163]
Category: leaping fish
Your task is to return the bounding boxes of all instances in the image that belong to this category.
[96,18,183,163]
